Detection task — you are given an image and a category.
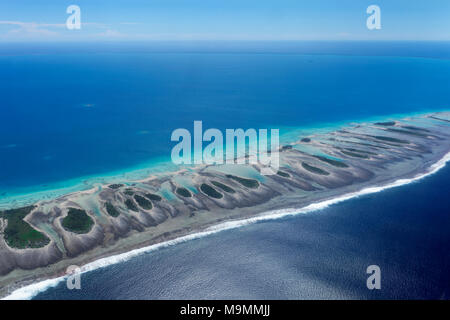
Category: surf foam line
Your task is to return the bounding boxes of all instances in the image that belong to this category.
[3,151,450,300]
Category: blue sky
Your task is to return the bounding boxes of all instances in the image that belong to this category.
[0,0,449,42]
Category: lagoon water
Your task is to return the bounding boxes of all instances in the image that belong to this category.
[1,42,450,299]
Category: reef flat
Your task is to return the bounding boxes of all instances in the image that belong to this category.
[1,112,450,297]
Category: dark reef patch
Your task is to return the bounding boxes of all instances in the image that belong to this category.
[340,150,369,159]
[301,162,330,175]
[200,184,223,199]
[401,125,430,132]
[124,199,139,212]
[134,195,153,210]
[144,193,162,202]
[386,128,428,137]
[375,121,396,126]
[313,155,349,168]
[350,141,390,150]
[280,145,293,151]
[0,206,50,249]
[108,184,124,189]
[105,202,120,217]
[226,175,259,189]
[429,115,450,123]
[372,135,409,144]
[211,181,236,193]
[176,187,192,198]
[344,148,377,156]
[276,170,291,178]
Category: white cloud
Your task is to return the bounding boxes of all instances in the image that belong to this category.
[0,21,61,39]
[96,29,125,38]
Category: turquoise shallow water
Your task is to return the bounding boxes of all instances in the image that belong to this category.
[1,43,450,209]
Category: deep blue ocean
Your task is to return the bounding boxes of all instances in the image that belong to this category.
[1,42,450,198]
[1,42,449,299]
[34,163,450,300]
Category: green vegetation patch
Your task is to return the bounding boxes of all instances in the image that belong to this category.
[0,206,50,249]
[124,199,139,212]
[105,202,120,217]
[62,208,94,234]
[200,184,223,199]
[226,175,260,189]
[301,162,330,175]
[276,170,291,178]
[144,193,162,202]
[176,187,192,198]
[313,155,349,168]
[211,181,236,194]
[108,184,124,189]
[134,195,153,210]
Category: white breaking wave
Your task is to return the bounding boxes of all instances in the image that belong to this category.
[3,151,450,300]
